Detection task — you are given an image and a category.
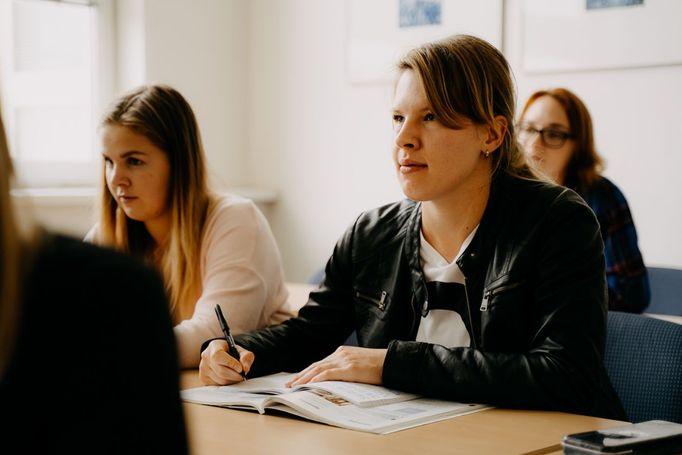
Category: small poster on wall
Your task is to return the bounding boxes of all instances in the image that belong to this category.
[586,0,643,9]
[347,0,502,83]
[399,0,442,28]
[523,0,682,73]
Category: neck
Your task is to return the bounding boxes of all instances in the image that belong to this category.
[549,170,565,186]
[421,176,491,263]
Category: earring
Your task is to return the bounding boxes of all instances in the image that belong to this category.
[482,150,490,159]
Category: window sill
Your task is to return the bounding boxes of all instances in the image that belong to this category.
[11,187,97,207]
[11,186,279,207]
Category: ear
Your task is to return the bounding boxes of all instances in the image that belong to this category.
[481,115,508,155]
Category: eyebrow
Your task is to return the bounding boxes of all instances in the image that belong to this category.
[524,121,571,130]
[391,106,432,114]
[101,150,148,158]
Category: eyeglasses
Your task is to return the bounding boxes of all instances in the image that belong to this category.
[517,124,575,149]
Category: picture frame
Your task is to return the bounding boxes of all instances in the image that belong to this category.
[522,0,682,73]
[347,0,503,83]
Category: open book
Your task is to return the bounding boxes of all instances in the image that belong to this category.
[181,372,489,434]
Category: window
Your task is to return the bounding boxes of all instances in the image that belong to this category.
[0,0,114,188]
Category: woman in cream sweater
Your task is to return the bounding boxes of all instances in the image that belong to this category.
[87,84,294,367]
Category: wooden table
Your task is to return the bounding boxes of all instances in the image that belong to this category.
[181,371,624,455]
[183,282,624,454]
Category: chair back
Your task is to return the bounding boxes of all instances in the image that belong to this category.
[646,267,682,316]
[604,311,682,423]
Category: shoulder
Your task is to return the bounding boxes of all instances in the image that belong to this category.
[24,234,168,325]
[586,175,628,202]
[31,235,163,299]
[581,176,630,217]
[206,194,264,227]
[343,199,418,254]
[494,173,598,237]
[500,173,588,213]
[35,234,145,273]
[201,194,275,254]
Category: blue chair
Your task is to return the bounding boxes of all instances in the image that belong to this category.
[646,267,682,316]
[307,268,325,286]
[604,311,682,423]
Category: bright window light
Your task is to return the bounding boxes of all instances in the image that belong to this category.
[0,0,113,188]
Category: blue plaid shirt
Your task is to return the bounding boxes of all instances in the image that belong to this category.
[579,176,650,313]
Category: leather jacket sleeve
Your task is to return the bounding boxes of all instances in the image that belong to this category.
[233,217,361,377]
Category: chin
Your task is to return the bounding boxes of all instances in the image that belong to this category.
[122,210,145,222]
[399,185,430,202]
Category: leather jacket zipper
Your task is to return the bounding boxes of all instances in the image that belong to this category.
[462,277,478,349]
[355,290,387,310]
[480,281,524,311]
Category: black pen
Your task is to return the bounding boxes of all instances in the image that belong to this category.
[214,304,246,380]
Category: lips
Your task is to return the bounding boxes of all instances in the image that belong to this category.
[117,195,138,203]
[398,159,427,174]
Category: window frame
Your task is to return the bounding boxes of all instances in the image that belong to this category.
[0,0,115,189]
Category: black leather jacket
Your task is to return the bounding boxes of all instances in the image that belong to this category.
[233,171,626,420]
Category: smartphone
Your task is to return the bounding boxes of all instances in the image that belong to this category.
[561,420,682,454]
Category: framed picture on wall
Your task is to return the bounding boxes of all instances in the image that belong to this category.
[522,0,682,73]
[347,0,503,84]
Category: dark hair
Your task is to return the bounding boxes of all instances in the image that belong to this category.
[397,34,536,179]
[520,87,603,193]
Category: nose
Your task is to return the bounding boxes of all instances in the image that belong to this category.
[394,119,420,150]
[107,163,130,190]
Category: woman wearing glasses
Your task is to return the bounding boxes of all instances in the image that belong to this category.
[518,88,649,313]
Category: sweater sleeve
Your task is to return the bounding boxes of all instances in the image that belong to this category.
[174,197,292,368]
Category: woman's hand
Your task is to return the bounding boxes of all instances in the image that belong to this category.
[199,339,255,385]
[287,346,387,387]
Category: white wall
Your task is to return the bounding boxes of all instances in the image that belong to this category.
[505,0,682,271]
[247,0,402,281]
[15,0,680,280]
[139,0,249,189]
[248,0,682,281]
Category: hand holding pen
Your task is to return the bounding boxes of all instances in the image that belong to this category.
[214,304,247,380]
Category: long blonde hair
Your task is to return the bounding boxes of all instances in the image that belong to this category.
[397,34,537,179]
[97,85,211,322]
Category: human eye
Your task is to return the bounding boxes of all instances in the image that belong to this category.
[545,129,565,141]
[424,112,436,121]
[392,114,404,124]
[103,156,113,167]
[127,157,144,166]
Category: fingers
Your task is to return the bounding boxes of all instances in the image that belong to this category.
[237,346,255,375]
[199,339,254,385]
[287,347,347,386]
[286,346,387,387]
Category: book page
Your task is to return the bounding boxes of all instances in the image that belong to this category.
[197,372,417,407]
[216,372,296,395]
[269,389,489,434]
[180,388,271,414]
[294,380,418,407]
